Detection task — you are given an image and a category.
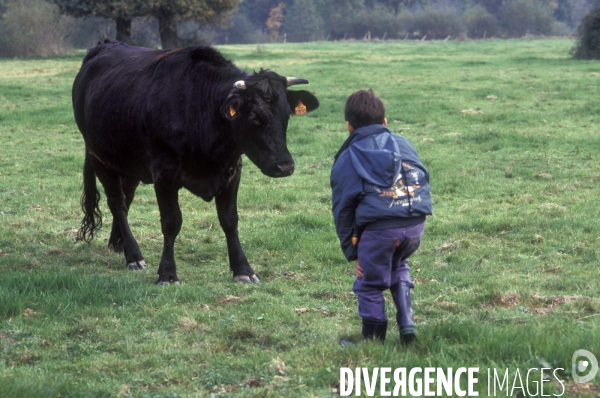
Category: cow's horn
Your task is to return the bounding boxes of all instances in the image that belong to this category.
[287,77,309,86]
[234,80,246,89]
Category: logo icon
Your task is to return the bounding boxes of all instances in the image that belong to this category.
[572,349,598,383]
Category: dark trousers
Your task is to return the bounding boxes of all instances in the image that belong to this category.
[352,222,424,323]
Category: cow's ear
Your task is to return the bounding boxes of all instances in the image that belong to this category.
[222,94,243,120]
[286,90,319,116]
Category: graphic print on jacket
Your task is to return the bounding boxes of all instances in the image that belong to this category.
[373,162,425,208]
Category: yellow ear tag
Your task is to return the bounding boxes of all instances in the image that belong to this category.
[295,100,307,116]
[229,105,237,117]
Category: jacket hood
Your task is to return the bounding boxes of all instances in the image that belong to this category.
[345,125,402,187]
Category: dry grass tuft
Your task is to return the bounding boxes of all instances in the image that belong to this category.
[220,295,244,305]
[23,308,40,318]
[179,317,199,331]
[460,109,483,115]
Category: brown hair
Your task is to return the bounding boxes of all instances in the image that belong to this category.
[344,89,385,129]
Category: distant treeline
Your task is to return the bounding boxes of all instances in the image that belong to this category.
[222,0,596,43]
[0,0,599,57]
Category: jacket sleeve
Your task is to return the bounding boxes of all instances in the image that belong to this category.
[331,154,363,262]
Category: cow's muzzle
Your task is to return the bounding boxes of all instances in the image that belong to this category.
[266,161,295,178]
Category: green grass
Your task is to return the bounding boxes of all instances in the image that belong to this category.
[1,39,599,397]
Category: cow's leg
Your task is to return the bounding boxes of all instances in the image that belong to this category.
[90,158,146,270]
[108,178,139,251]
[215,166,259,283]
[154,182,182,285]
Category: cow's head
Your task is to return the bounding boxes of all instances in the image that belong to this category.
[221,70,319,178]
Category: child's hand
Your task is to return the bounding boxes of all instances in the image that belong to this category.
[356,259,364,278]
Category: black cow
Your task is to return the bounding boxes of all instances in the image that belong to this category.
[72,41,319,285]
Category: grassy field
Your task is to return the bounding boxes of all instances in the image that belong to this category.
[0,38,599,397]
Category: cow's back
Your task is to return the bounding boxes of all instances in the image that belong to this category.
[73,42,171,181]
[73,42,158,133]
[72,42,249,186]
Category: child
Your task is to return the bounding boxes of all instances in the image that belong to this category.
[331,89,432,344]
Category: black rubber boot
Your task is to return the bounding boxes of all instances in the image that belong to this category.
[393,281,417,344]
[361,319,388,342]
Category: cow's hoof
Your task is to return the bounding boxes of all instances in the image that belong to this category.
[234,274,260,284]
[156,279,179,286]
[127,260,147,271]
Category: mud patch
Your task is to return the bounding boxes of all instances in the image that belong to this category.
[242,378,262,387]
[481,293,594,315]
[564,381,597,396]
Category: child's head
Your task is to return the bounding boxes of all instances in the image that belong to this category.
[344,89,386,131]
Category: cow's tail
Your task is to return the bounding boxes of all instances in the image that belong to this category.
[76,153,102,243]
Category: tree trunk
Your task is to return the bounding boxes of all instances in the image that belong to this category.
[115,17,132,44]
[158,14,179,49]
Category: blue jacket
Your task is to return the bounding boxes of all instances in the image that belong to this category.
[331,125,432,261]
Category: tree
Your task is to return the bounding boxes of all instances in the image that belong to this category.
[367,0,414,14]
[144,0,239,48]
[314,0,365,38]
[463,4,499,38]
[572,3,600,58]
[50,0,140,43]
[284,0,325,42]
[1,0,75,57]
[552,0,599,27]
[265,2,285,40]
[499,0,556,37]
[473,0,505,16]
[52,0,239,49]
[238,0,286,28]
